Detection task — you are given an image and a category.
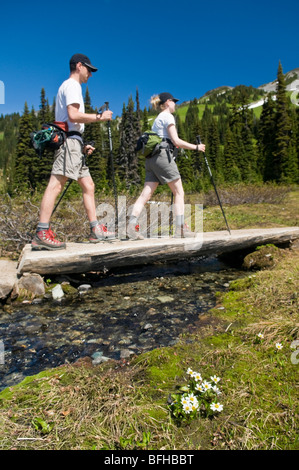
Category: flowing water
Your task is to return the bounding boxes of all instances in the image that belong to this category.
[0,256,246,391]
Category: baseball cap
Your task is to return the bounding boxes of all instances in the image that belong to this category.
[69,54,98,72]
[159,92,179,104]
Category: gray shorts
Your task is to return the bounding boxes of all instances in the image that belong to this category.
[51,138,90,181]
[145,148,181,184]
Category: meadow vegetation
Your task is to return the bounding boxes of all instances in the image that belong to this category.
[0,184,298,450]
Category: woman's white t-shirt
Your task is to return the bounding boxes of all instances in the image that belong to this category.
[55,78,85,135]
[152,111,175,139]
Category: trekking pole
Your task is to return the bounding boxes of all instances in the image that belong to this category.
[196,135,231,235]
[51,138,94,217]
[51,138,74,216]
[102,102,118,228]
[52,178,73,216]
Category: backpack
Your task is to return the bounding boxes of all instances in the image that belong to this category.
[135,131,162,158]
[30,122,66,157]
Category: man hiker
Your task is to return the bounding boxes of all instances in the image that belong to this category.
[31,53,114,251]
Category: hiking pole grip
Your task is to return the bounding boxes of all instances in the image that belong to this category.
[196,135,202,145]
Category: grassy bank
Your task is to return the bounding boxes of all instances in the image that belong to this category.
[0,242,298,450]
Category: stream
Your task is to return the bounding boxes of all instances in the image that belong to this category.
[0,255,246,391]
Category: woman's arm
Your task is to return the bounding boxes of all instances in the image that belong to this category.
[167,124,205,152]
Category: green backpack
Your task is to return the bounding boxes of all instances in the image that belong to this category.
[135,131,162,158]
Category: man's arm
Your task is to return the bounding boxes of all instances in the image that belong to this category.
[67,103,113,123]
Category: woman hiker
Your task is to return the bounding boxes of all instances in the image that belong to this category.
[127,92,205,239]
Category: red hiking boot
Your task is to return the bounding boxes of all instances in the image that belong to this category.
[31,228,66,250]
[127,223,144,240]
[174,223,196,238]
[89,223,115,242]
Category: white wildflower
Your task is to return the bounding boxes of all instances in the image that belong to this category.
[183,402,192,414]
[193,372,202,382]
[187,393,198,405]
[210,402,223,412]
[195,383,205,393]
[210,375,221,384]
[212,385,221,395]
[202,380,212,391]
[181,396,190,406]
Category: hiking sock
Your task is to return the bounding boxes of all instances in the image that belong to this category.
[36,222,50,233]
[90,220,98,230]
[175,215,184,228]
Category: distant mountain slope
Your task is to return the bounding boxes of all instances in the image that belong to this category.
[258,68,299,93]
[195,68,299,105]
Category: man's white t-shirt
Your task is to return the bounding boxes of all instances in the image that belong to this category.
[55,78,85,135]
[152,111,175,139]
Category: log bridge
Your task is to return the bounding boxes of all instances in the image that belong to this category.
[17,227,299,276]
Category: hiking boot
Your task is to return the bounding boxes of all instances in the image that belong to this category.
[89,223,115,242]
[127,223,144,240]
[174,223,196,238]
[31,228,66,250]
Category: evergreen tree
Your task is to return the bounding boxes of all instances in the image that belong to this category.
[258,94,276,180]
[223,124,242,183]
[37,88,55,185]
[135,87,141,135]
[273,62,298,183]
[184,98,200,143]
[206,118,223,181]
[175,114,194,186]
[14,102,38,191]
[142,106,149,132]
[118,96,140,190]
[0,113,20,192]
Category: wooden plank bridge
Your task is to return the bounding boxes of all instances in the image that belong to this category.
[17,227,299,276]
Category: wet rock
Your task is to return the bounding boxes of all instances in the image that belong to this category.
[78,284,92,293]
[91,351,110,364]
[146,307,157,316]
[156,295,174,303]
[119,337,133,345]
[51,284,64,300]
[12,273,45,301]
[0,260,18,300]
[120,348,134,359]
[242,245,282,270]
[61,282,78,296]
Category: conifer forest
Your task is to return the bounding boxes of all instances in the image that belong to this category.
[0,62,298,196]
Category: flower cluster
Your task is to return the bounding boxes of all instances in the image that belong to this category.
[168,368,224,423]
[255,333,284,352]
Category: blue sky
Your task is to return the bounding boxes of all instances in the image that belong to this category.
[0,0,298,118]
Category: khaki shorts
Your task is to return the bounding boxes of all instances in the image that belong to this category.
[145,148,181,184]
[51,138,90,181]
